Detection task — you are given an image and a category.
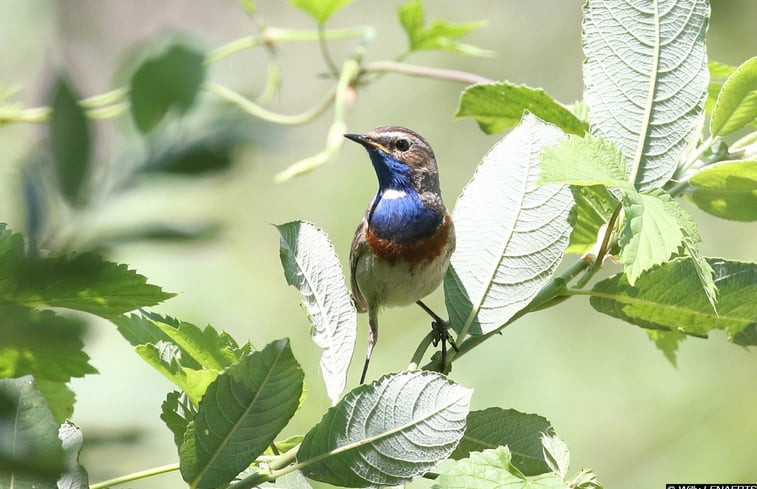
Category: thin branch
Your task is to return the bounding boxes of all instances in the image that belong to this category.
[89,463,180,489]
[363,60,494,85]
[203,81,336,125]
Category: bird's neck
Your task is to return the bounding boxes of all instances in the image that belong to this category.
[368,185,443,243]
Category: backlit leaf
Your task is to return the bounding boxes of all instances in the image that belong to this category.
[299,370,472,487]
[444,114,574,335]
[277,221,356,404]
[583,0,709,189]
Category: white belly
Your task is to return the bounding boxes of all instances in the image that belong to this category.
[354,243,452,309]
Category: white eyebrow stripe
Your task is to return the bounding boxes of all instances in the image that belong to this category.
[381,189,407,200]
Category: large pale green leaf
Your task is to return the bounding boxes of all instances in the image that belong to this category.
[444,114,574,336]
[0,306,96,423]
[289,0,352,23]
[0,376,65,488]
[0,224,174,318]
[583,0,709,189]
[452,408,553,476]
[434,446,567,489]
[298,370,472,487]
[455,83,587,136]
[710,57,757,136]
[130,42,205,133]
[538,133,632,190]
[397,0,491,56]
[180,339,303,489]
[48,75,91,207]
[590,258,756,341]
[688,160,757,221]
[277,221,355,404]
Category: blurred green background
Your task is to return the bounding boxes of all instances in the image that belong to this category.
[1,1,755,488]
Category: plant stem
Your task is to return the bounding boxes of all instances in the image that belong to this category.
[207,26,375,64]
[203,81,336,125]
[363,60,493,85]
[89,463,180,489]
[226,444,301,489]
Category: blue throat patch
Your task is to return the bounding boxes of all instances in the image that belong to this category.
[367,151,442,243]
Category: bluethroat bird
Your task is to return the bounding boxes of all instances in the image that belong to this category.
[345,126,456,384]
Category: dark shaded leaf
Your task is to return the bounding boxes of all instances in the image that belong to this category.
[0,224,174,318]
[180,339,304,489]
[130,43,205,133]
[49,75,91,206]
[452,408,553,476]
[0,376,65,487]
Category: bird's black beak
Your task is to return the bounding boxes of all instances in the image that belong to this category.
[344,133,389,153]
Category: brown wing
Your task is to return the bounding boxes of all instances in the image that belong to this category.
[349,210,370,313]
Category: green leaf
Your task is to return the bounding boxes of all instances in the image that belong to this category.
[688,160,757,221]
[566,186,617,255]
[112,313,249,405]
[161,390,191,450]
[444,114,575,335]
[434,446,567,489]
[619,190,686,285]
[48,75,91,207]
[452,408,553,476]
[583,0,709,189]
[129,42,205,133]
[0,376,65,487]
[538,133,631,190]
[288,0,352,23]
[398,0,491,56]
[590,258,756,343]
[706,60,736,115]
[711,57,757,136]
[57,422,89,489]
[145,312,246,370]
[456,83,588,136]
[180,339,304,489]
[646,329,686,366]
[299,370,472,487]
[276,221,356,404]
[0,224,174,318]
[0,306,96,423]
[135,342,218,405]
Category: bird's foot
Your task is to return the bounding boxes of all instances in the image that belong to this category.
[430,319,458,373]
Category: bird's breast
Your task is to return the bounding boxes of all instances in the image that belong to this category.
[366,211,454,266]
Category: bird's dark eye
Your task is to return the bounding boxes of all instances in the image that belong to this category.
[395,139,410,152]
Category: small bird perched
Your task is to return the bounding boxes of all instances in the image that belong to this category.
[345,126,456,384]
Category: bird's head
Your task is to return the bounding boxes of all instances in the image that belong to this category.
[345,126,441,196]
